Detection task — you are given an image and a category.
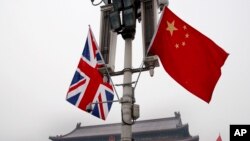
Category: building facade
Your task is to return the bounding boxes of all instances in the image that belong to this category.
[49,112,199,141]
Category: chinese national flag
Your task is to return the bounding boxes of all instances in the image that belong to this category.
[148,7,228,103]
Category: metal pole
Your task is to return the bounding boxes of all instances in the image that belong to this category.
[121,38,133,141]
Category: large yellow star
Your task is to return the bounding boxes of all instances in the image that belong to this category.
[166,20,178,36]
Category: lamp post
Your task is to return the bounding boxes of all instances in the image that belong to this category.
[89,0,169,141]
[121,38,133,141]
[105,1,157,141]
[109,1,137,141]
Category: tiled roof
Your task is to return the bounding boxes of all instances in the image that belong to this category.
[50,112,184,140]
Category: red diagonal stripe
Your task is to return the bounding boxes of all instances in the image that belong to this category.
[98,94,105,120]
[67,79,86,94]
[77,58,103,110]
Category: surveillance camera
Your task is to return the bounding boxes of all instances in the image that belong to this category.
[158,0,169,11]
[158,0,169,6]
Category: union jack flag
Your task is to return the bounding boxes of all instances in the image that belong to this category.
[66,27,114,120]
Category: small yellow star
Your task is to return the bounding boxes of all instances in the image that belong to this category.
[185,33,189,38]
[166,20,178,36]
[182,41,186,46]
[183,25,187,30]
[175,43,180,48]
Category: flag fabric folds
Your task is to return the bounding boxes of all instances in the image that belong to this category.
[66,27,114,120]
[148,7,228,103]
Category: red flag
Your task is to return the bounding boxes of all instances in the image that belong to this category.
[148,7,228,103]
[216,134,222,141]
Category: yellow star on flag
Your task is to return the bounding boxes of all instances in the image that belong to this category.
[166,20,178,36]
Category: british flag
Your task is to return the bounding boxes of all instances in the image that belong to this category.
[66,27,114,120]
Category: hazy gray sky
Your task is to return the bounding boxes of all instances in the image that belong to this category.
[1,0,250,141]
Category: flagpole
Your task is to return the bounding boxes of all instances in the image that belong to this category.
[121,38,133,141]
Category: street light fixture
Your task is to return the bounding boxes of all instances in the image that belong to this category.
[112,0,123,11]
[109,11,122,32]
[123,0,134,8]
[109,0,137,39]
[122,8,136,27]
[103,0,111,5]
[122,7,136,39]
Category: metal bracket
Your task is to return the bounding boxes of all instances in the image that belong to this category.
[144,55,160,77]
[115,81,136,87]
[98,64,115,74]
